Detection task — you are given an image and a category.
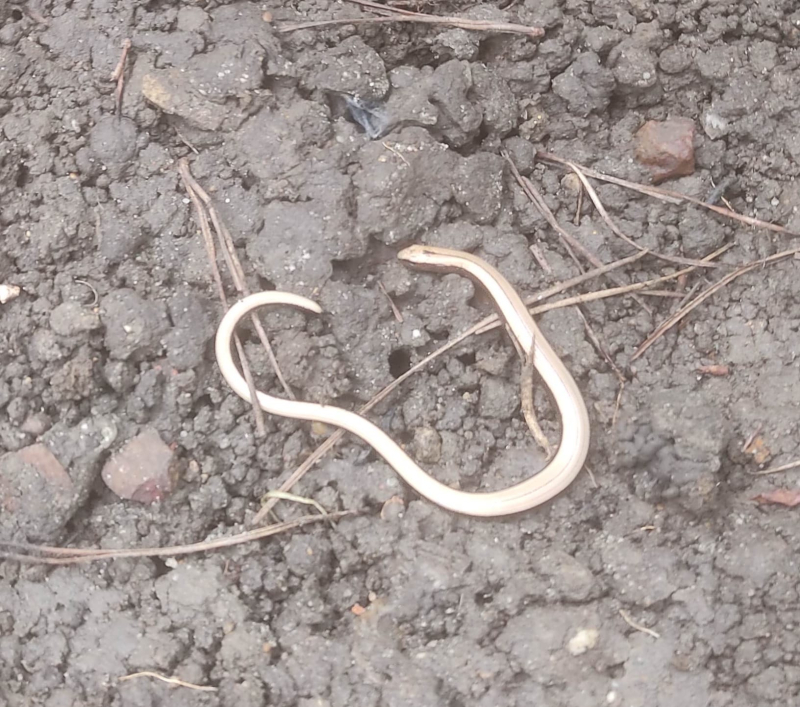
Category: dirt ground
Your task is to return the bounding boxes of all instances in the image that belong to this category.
[2,0,800,705]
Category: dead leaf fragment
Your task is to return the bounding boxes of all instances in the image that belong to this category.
[753,488,800,508]
[744,434,771,465]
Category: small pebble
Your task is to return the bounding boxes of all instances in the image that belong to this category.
[20,413,52,437]
[50,301,101,336]
[102,428,179,503]
[567,628,599,656]
[635,117,695,183]
[412,426,442,464]
[0,284,20,304]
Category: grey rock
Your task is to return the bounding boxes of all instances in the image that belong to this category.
[552,52,616,116]
[478,375,518,420]
[297,36,388,101]
[88,116,139,180]
[101,289,170,361]
[163,292,214,370]
[50,302,101,337]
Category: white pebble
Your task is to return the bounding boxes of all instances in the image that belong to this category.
[567,628,599,656]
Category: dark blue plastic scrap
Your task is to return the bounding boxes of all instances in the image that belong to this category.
[342,94,389,139]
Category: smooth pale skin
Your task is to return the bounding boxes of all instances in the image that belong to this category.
[214,245,590,517]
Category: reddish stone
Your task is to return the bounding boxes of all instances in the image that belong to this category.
[0,444,75,541]
[16,444,73,491]
[101,428,178,503]
[635,117,696,183]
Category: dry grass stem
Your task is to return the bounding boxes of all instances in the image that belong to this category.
[502,150,653,315]
[632,246,800,361]
[749,458,800,476]
[0,513,348,565]
[619,609,660,638]
[378,281,404,322]
[178,162,267,436]
[119,672,217,692]
[520,350,554,459]
[279,0,544,37]
[565,161,721,270]
[538,152,799,237]
[261,490,330,518]
[111,38,132,115]
[178,161,295,403]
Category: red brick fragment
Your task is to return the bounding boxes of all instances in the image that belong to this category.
[102,428,178,503]
[635,117,695,183]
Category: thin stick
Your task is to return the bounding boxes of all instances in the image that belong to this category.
[577,307,625,384]
[110,39,132,82]
[520,349,553,459]
[566,161,721,270]
[73,278,99,307]
[538,152,799,237]
[742,424,763,453]
[502,150,653,315]
[119,672,217,693]
[378,281,404,322]
[0,513,349,565]
[525,250,648,304]
[111,39,132,116]
[674,280,704,312]
[261,490,330,518]
[574,184,584,225]
[749,459,800,476]
[179,165,266,436]
[611,383,624,429]
[529,243,552,274]
[278,0,544,37]
[631,246,800,361]
[639,290,687,299]
[619,609,660,639]
[522,259,726,320]
[178,161,296,402]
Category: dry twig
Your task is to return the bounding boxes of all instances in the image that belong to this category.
[519,348,553,459]
[631,246,800,361]
[179,161,296,403]
[502,150,653,315]
[261,490,330,518]
[378,281,404,322]
[179,163,267,436]
[0,513,348,565]
[278,0,544,37]
[538,152,799,237]
[619,609,660,639]
[749,459,800,476]
[111,39,132,116]
[119,672,217,693]
[564,160,721,270]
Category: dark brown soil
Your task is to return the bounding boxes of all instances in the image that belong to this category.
[2,1,800,705]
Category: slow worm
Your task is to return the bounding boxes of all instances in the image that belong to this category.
[215,245,590,517]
